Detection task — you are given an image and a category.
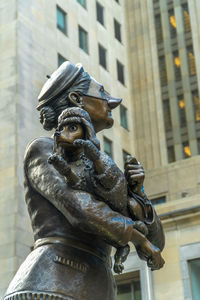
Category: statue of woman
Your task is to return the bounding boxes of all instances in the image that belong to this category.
[4,62,164,300]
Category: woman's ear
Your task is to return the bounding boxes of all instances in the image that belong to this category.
[68,92,83,108]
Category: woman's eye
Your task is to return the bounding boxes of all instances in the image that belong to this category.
[69,124,78,132]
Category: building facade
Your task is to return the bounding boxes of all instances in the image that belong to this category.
[0,0,200,299]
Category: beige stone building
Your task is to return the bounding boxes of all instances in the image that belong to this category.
[0,0,200,299]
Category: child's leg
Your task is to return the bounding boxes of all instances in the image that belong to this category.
[113,245,130,274]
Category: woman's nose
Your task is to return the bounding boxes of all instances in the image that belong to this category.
[108,98,122,109]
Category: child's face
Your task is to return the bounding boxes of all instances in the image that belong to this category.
[57,122,84,150]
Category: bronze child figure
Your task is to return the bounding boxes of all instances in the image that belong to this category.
[48,107,162,273]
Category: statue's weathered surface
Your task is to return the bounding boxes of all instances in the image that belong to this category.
[4,62,165,300]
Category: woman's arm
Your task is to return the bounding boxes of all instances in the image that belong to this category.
[24,137,133,248]
[125,156,165,251]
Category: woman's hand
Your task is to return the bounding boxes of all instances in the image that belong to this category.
[136,240,165,271]
[124,156,145,196]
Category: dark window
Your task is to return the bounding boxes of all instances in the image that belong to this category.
[122,150,130,166]
[158,56,168,87]
[189,259,200,300]
[177,95,187,128]
[120,105,128,130]
[117,60,125,85]
[167,146,175,163]
[114,19,122,42]
[104,137,113,159]
[183,141,191,158]
[155,14,163,44]
[187,46,196,76]
[58,54,67,67]
[197,138,200,154]
[192,90,200,123]
[96,2,104,25]
[151,196,166,206]
[163,99,172,132]
[98,44,107,69]
[77,0,86,9]
[173,51,181,81]
[168,9,177,39]
[56,6,67,35]
[117,273,142,300]
[78,25,88,53]
[182,3,191,33]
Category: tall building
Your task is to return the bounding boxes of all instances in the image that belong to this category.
[0,0,199,299]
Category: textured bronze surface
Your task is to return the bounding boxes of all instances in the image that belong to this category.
[4,61,165,300]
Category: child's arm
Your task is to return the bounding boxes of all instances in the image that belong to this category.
[48,154,79,187]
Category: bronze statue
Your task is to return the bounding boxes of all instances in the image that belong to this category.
[4,62,165,300]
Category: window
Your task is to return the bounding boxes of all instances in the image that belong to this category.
[77,0,86,9]
[98,44,107,69]
[168,9,177,39]
[117,60,125,85]
[96,2,104,25]
[189,259,200,300]
[104,137,113,159]
[197,138,200,154]
[183,141,191,158]
[163,99,172,132]
[120,105,128,129]
[151,196,166,206]
[58,54,67,67]
[155,14,163,44]
[177,95,187,128]
[116,271,142,300]
[180,242,200,300]
[122,150,130,166]
[187,46,196,76]
[114,19,122,42]
[192,90,200,122]
[182,3,191,33]
[78,25,88,53]
[173,51,181,81]
[167,146,175,163]
[56,6,67,35]
[158,56,168,87]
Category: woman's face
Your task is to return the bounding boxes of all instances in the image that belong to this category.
[81,78,121,132]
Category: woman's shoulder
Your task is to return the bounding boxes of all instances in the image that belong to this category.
[24,136,54,161]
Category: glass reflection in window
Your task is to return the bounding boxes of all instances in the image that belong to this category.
[173,51,181,81]
[187,46,196,76]
[117,281,142,300]
[178,96,187,128]
[169,9,177,38]
[182,3,191,32]
[183,142,191,158]
[189,259,200,300]
[192,91,200,122]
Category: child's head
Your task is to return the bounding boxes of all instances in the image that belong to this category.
[56,107,100,151]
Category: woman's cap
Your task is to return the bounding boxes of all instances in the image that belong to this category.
[37,61,83,110]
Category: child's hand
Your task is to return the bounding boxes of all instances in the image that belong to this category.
[73,139,100,161]
[48,154,71,176]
